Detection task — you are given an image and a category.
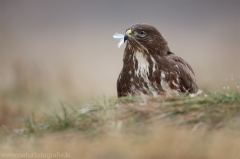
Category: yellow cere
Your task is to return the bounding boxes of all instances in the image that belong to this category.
[126,29,132,35]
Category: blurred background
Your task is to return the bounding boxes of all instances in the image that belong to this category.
[0,0,239,102]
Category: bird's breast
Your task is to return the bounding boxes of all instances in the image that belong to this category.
[122,52,159,94]
[133,52,150,78]
[119,52,181,96]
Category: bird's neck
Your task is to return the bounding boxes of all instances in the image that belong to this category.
[124,41,170,58]
[122,49,158,77]
[123,46,169,64]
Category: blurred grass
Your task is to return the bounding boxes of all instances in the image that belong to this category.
[0,84,240,158]
[1,59,239,134]
[20,89,240,135]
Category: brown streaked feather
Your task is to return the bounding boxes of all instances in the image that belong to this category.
[165,52,198,93]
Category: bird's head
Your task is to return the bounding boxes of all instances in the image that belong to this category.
[124,23,170,54]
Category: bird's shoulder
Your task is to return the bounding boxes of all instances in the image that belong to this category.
[165,51,195,75]
[163,51,198,93]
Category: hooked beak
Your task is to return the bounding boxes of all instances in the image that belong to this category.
[124,29,132,42]
[124,34,129,42]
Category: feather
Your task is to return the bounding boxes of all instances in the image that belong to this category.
[113,33,124,48]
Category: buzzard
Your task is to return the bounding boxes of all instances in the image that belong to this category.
[114,23,198,97]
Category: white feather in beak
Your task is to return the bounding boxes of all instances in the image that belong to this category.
[113,33,124,48]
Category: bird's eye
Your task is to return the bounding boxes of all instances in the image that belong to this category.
[138,30,146,37]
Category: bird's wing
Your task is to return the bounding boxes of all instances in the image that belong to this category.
[167,53,199,93]
[117,71,128,97]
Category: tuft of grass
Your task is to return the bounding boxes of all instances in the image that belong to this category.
[1,86,240,159]
[21,89,240,135]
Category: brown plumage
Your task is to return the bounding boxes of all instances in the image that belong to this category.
[117,23,198,97]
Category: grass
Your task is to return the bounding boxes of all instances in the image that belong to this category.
[19,90,240,134]
[0,87,240,159]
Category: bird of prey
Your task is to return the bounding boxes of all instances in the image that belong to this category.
[115,23,198,97]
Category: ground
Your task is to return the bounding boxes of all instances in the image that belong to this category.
[0,83,240,159]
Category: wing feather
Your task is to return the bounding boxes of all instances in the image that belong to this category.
[167,53,198,93]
